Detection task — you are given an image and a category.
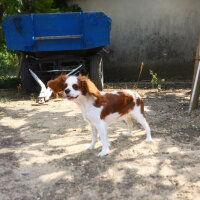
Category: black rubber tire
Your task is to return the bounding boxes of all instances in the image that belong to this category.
[19,56,38,93]
[89,55,104,91]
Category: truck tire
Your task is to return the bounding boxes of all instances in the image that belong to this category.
[19,55,38,93]
[89,55,104,90]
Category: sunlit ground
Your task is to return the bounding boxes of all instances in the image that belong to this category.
[0,88,200,200]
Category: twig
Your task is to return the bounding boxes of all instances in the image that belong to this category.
[134,62,144,88]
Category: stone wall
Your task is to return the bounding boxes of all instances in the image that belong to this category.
[69,0,200,81]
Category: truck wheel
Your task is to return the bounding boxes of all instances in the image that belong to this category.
[89,55,104,90]
[19,55,38,93]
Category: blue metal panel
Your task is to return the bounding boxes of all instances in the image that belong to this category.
[82,12,111,49]
[3,15,35,51]
[3,12,111,52]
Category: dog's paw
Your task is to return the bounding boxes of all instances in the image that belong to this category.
[145,137,153,142]
[98,148,109,157]
[85,143,96,150]
[123,131,132,136]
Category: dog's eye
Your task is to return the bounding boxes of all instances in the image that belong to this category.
[73,84,79,90]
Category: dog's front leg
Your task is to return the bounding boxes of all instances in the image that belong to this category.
[95,122,109,157]
[86,125,97,150]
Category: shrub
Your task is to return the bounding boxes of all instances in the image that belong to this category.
[0,45,19,76]
[149,70,165,90]
[0,75,21,89]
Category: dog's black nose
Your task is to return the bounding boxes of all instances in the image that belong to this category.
[65,89,70,95]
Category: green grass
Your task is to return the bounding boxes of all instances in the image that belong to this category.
[188,124,200,131]
[30,93,37,102]
[0,97,11,103]
[53,99,64,102]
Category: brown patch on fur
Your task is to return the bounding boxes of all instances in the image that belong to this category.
[136,98,146,118]
[47,74,68,98]
[78,76,101,97]
[94,92,135,120]
[77,76,137,120]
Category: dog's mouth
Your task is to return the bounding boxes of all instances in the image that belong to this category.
[66,95,79,100]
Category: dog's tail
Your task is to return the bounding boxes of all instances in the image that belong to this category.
[140,98,146,118]
[136,97,146,118]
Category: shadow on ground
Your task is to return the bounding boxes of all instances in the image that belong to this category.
[0,88,200,200]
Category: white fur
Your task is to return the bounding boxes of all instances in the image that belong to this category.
[64,76,153,157]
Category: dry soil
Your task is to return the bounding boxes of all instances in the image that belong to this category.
[0,88,200,200]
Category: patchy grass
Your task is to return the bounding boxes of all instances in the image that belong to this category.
[0,97,11,103]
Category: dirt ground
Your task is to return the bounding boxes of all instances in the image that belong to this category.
[0,87,200,200]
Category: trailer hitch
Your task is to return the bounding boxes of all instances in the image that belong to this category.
[29,64,83,104]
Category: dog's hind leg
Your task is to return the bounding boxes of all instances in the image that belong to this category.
[123,116,133,136]
[133,111,153,142]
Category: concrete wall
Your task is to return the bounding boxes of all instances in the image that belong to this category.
[69,0,200,81]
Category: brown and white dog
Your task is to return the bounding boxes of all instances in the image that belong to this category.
[47,75,153,156]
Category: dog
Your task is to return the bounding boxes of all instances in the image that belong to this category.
[47,75,153,156]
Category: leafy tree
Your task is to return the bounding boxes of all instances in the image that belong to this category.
[20,0,57,14]
[0,0,21,24]
[0,0,81,76]
[52,0,81,12]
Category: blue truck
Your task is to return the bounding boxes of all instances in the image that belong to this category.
[3,12,111,92]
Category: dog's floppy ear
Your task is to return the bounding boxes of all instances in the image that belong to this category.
[47,74,68,92]
[78,75,100,97]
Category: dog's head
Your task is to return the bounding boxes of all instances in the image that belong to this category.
[47,75,100,100]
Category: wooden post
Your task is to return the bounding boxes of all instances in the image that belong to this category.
[190,37,200,111]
